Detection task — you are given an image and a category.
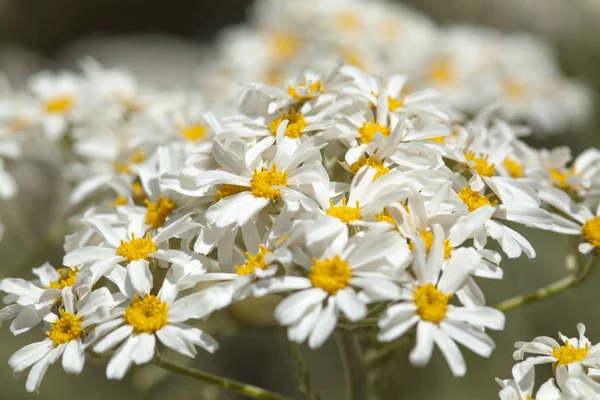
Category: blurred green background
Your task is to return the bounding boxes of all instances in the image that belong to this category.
[0,1,599,399]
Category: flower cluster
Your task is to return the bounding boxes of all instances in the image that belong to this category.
[200,0,592,135]
[496,324,600,399]
[0,0,598,397]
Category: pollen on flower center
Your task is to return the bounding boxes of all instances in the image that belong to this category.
[549,168,579,191]
[374,208,398,228]
[288,81,323,102]
[235,245,272,275]
[503,157,524,178]
[123,295,168,334]
[387,96,404,111]
[145,195,177,229]
[458,186,497,212]
[414,284,453,323]
[46,311,83,346]
[409,231,453,259]
[552,343,589,366]
[464,151,495,177]
[47,267,79,290]
[350,157,390,180]
[269,33,301,62]
[250,164,288,202]
[326,198,361,224]
[215,184,249,201]
[335,11,362,32]
[582,216,600,248]
[309,255,352,295]
[178,124,207,141]
[268,108,307,138]
[358,120,391,145]
[44,95,75,114]
[427,57,455,87]
[504,78,526,100]
[116,233,157,262]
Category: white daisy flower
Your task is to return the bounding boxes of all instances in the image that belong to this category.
[8,286,121,392]
[378,225,505,376]
[259,229,407,348]
[496,361,560,400]
[90,264,218,380]
[513,323,600,373]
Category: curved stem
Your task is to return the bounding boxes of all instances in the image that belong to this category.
[335,333,366,400]
[152,355,294,400]
[495,256,596,312]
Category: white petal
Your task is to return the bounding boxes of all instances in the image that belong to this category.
[432,328,466,377]
[335,288,367,322]
[409,321,435,367]
[308,298,337,349]
[106,335,138,380]
[131,333,156,365]
[62,339,85,374]
[275,288,328,326]
[125,260,153,296]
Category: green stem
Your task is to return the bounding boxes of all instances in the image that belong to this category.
[335,333,366,400]
[288,342,320,400]
[365,335,414,366]
[495,256,596,312]
[152,355,294,400]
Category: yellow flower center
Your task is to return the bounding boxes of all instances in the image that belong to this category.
[133,181,148,204]
[145,195,177,229]
[582,217,600,248]
[287,81,323,103]
[235,245,272,276]
[335,11,362,32]
[215,184,249,201]
[46,311,83,346]
[341,49,367,70]
[504,78,526,100]
[503,157,524,178]
[116,233,157,262]
[429,136,446,144]
[47,267,79,290]
[350,157,390,180]
[111,195,128,207]
[268,108,307,138]
[250,165,288,202]
[113,150,145,175]
[358,120,391,145]
[269,33,301,62]
[549,168,579,191]
[326,198,361,224]
[464,151,495,177]
[387,96,404,111]
[7,117,29,133]
[552,343,589,366]
[458,186,497,212]
[44,95,75,114]
[178,124,207,141]
[374,208,396,225]
[124,295,168,334]
[414,284,453,323]
[427,57,455,87]
[309,255,352,295]
[409,231,453,259]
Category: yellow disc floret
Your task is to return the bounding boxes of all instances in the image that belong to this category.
[124,295,168,334]
[309,255,352,295]
[358,120,391,145]
[582,216,600,249]
[427,57,455,87]
[388,96,404,111]
[47,267,79,290]
[178,124,207,141]
[215,184,249,201]
[349,157,390,180]
[44,95,75,114]
[116,233,157,262]
[409,231,453,259]
[464,151,495,177]
[552,343,589,366]
[326,198,361,224]
[145,195,177,229]
[268,108,307,139]
[414,284,453,323]
[46,311,83,346]
[250,165,288,202]
[235,245,272,276]
[288,81,323,103]
[458,186,497,212]
[503,157,524,178]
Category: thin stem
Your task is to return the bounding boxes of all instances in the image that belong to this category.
[335,333,366,400]
[365,335,414,366]
[152,355,294,400]
[495,256,596,312]
[288,342,320,400]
